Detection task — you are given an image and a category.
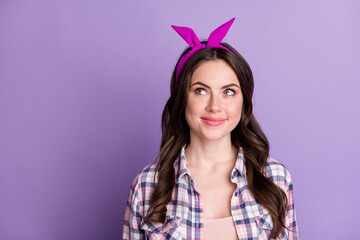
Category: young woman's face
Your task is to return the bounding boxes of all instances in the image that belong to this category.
[185,59,243,142]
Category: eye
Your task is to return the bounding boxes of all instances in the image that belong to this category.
[194,88,206,95]
[224,89,235,96]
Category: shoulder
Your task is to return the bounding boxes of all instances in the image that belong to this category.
[126,162,158,216]
[130,162,158,193]
[263,157,294,193]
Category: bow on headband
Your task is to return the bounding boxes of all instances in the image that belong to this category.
[171,17,236,84]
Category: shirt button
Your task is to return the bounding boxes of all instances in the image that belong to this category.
[195,222,200,228]
[236,220,241,225]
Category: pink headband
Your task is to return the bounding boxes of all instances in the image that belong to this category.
[171,17,236,84]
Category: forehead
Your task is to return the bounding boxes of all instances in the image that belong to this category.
[190,59,239,86]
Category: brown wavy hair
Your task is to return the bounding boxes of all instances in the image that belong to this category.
[144,41,288,238]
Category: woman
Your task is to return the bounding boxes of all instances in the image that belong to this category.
[122,18,298,240]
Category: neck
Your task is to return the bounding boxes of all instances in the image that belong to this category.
[185,132,238,170]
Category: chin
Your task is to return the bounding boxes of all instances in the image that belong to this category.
[199,131,230,142]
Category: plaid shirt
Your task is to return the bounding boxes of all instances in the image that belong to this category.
[122,145,299,239]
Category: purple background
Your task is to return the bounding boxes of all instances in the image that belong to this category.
[1,1,359,239]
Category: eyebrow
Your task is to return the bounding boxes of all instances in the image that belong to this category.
[191,81,240,89]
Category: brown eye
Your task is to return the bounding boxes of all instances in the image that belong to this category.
[224,89,235,96]
[195,88,206,95]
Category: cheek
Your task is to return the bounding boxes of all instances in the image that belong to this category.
[185,104,197,124]
[229,100,243,118]
[185,97,203,116]
[185,101,194,124]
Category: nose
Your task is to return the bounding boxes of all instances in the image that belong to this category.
[206,93,221,112]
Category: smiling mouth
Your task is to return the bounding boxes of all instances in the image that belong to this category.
[201,117,226,126]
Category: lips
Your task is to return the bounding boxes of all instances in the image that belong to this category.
[201,117,226,126]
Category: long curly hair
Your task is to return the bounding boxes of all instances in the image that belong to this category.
[144,41,288,238]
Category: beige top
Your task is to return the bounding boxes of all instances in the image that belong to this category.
[203,216,238,240]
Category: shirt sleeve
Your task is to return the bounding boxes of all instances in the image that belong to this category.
[284,171,299,240]
[122,174,145,240]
